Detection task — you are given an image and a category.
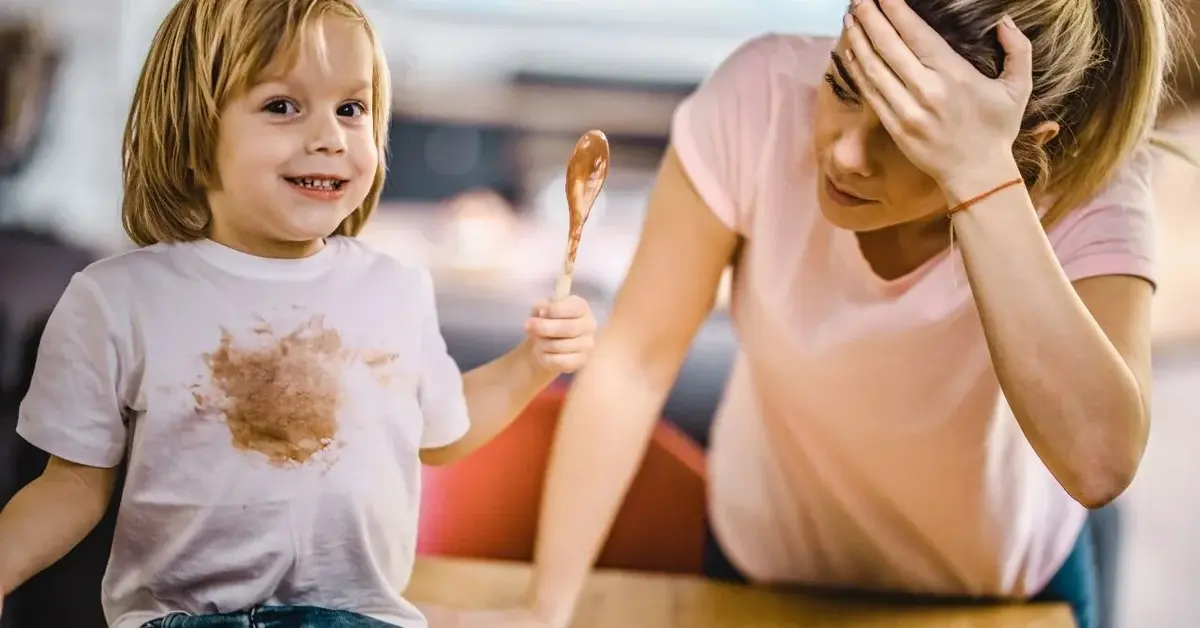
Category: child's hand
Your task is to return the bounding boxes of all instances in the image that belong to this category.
[523,295,597,374]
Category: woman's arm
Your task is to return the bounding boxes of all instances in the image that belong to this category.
[946,162,1152,509]
[521,148,740,625]
[838,0,1153,509]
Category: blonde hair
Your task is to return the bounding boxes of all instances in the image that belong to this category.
[122,0,391,247]
[911,0,1179,227]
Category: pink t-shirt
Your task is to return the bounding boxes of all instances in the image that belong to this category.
[675,34,1156,598]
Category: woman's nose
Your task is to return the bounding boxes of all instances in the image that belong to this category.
[830,123,874,178]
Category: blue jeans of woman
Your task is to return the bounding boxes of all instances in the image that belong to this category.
[140,606,401,628]
[703,517,1099,628]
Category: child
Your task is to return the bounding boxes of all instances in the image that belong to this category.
[0,1,597,626]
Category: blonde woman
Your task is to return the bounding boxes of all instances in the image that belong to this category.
[0,0,597,626]
[449,1,1175,627]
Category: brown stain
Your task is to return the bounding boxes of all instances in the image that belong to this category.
[563,130,610,274]
[362,351,399,368]
[197,315,346,467]
[360,350,401,387]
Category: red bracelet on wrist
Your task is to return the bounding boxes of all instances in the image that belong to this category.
[946,178,1024,215]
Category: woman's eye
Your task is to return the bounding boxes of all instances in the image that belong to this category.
[263,99,298,115]
[823,73,857,104]
[337,101,367,118]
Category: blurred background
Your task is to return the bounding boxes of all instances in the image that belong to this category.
[0,0,1198,626]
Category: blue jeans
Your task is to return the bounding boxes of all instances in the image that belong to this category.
[141,606,401,628]
[703,519,1097,628]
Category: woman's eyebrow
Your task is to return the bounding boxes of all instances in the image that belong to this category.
[830,51,860,95]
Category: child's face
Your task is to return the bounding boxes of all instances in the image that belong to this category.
[208,15,378,256]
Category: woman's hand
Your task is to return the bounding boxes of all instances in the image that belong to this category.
[842,0,1032,198]
[523,295,597,375]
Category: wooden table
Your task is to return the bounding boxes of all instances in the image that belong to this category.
[408,557,1074,627]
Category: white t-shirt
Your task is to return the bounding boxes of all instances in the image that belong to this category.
[18,237,469,628]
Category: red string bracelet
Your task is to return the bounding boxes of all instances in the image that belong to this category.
[947,178,1025,215]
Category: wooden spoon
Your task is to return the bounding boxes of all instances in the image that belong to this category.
[555,129,610,300]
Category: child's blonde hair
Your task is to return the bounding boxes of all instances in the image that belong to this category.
[121,0,391,246]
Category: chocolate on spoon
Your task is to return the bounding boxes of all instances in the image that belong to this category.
[555,129,610,300]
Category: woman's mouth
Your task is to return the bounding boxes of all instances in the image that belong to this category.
[285,176,349,201]
[824,177,873,207]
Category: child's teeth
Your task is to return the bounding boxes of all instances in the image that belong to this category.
[297,178,337,190]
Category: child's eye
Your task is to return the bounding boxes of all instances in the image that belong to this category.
[823,73,857,105]
[263,99,299,115]
[337,101,367,118]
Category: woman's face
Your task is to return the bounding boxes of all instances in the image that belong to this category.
[811,37,947,232]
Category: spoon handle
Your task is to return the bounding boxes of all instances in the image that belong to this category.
[555,237,577,300]
[554,273,573,300]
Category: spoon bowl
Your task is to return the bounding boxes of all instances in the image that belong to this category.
[556,130,611,299]
[565,130,611,227]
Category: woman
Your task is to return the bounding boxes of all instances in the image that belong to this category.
[442,0,1173,627]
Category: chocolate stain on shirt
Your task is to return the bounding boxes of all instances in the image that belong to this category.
[361,350,400,387]
[198,315,346,467]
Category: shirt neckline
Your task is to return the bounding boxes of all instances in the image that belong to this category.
[187,237,341,281]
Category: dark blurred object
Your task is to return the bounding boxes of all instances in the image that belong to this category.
[0,230,90,401]
[0,19,58,178]
[434,290,735,446]
[0,15,113,628]
[381,116,522,205]
[1089,503,1122,628]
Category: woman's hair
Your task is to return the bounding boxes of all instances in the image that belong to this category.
[1161,1,1200,119]
[121,0,392,247]
[910,0,1180,227]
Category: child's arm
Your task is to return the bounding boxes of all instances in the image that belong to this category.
[0,456,117,602]
[0,273,131,609]
[420,296,596,466]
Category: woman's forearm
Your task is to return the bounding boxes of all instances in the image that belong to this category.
[946,162,1149,508]
[525,346,671,626]
[421,340,556,465]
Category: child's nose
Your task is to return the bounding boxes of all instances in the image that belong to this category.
[306,112,348,154]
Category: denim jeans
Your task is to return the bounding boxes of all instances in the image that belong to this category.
[703,518,1098,628]
[141,606,401,628]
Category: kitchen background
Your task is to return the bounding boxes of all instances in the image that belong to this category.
[2,1,1198,625]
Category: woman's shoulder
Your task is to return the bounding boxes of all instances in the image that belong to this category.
[1047,144,1158,283]
[759,33,838,67]
[715,32,837,97]
[1051,144,1155,232]
[670,33,833,234]
[1085,145,1156,209]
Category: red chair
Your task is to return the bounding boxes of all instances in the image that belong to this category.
[418,385,708,574]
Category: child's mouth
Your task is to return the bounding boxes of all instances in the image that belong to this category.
[285,176,349,200]
[286,177,346,191]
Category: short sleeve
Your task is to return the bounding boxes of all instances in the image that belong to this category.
[1051,148,1157,286]
[670,34,790,235]
[17,273,128,468]
[415,270,469,449]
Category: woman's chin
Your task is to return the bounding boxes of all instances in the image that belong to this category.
[817,196,892,232]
